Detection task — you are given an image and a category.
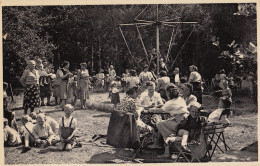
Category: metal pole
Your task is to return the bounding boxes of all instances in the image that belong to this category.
[156,4,160,75]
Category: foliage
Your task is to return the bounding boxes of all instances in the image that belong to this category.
[2,4,257,85]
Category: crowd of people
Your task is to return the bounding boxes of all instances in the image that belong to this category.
[4,59,233,159]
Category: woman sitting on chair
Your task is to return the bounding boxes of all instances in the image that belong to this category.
[117,86,154,135]
[148,83,190,158]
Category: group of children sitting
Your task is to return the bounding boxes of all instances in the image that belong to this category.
[4,104,81,152]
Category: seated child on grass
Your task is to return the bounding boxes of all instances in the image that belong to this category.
[31,113,57,147]
[4,118,22,147]
[58,104,79,151]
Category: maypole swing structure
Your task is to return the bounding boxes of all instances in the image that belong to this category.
[119,4,198,75]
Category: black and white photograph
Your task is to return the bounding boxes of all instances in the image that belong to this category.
[2,1,258,164]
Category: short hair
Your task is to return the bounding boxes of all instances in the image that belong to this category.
[160,70,167,77]
[80,62,87,68]
[180,76,188,83]
[37,113,46,120]
[220,69,225,74]
[130,69,137,76]
[116,76,121,81]
[126,86,138,96]
[64,104,74,111]
[188,102,201,111]
[167,84,179,99]
[146,81,155,88]
[61,61,70,68]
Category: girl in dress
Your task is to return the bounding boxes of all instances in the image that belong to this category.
[77,63,90,109]
[110,76,122,109]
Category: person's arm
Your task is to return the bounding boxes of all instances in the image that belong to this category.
[20,70,28,87]
[66,119,77,141]
[188,72,194,83]
[46,125,54,144]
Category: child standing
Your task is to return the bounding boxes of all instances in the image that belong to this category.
[110,76,122,109]
[58,104,79,151]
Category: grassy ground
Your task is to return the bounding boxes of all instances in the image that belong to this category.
[4,92,258,164]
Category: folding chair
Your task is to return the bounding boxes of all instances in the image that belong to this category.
[170,128,208,162]
[202,122,230,159]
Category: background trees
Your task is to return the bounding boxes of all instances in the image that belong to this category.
[2,4,256,86]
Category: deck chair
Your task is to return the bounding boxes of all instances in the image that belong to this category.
[106,110,142,161]
[170,128,208,162]
[202,122,230,159]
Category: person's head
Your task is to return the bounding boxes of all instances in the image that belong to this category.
[80,62,87,70]
[166,83,179,99]
[116,76,121,81]
[125,69,129,73]
[61,61,70,70]
[21,115,33,124]
[143,64,149,72]
[220,69,225,74]
[130,69,137,76]
[64,104,74,118]
[27,60,36,71]
[29,112,37,120]
[180,76,188,83]
[174,67,179,74]
[188,102,201,118]
[110,65,114,69]
[146,81,155,96]
[160,70,167,77]
[126,86,139,99]
[35,58,42,65]
[189,65,194,72]
[36,113,46,127]
[179,83,193,98]
[99,68,104,73]
[42,59,48,67]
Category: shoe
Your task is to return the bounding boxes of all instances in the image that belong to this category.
[76,142,82,147]
[171,154,178,159]
[21,146,31,153]
[47,103,51,106]
[41,103,45,106]
[182,145,191,153]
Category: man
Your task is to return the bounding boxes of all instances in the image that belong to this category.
[137,81,164,109]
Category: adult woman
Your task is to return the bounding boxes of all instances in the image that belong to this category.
[117,86,155,146]
[126,69,140,89]
[56,61,73,110]
[149,83,189,158]
[179,83,197,106]
[20,60,40,114]
[188,65,202,103]
[77,63,90,109]
[156,70,170,101]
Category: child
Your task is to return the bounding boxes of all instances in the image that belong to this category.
[58,104,79,151]
[185,102,205,144]
[31,113,57,148]
[20,115,35,151]
[110,76,122,109]
[4,118,22,147]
